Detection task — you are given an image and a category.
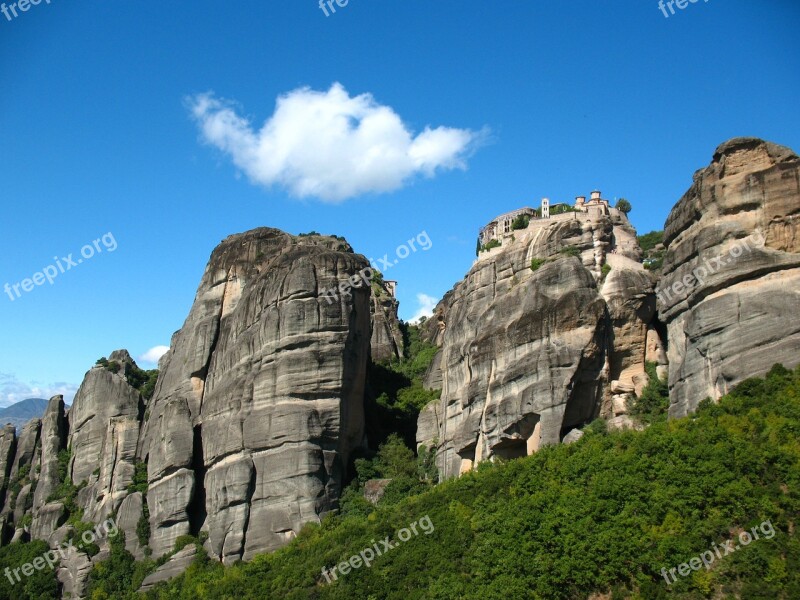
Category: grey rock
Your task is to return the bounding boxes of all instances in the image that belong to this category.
[364,479,392,504]
[57,545,93,599]
[12,483,33,528]
[31,396,66,530]
[204,454,253,565]
[139,228,371,561]
[601,268,657,403]
[30,502,65,542]
[147,468,194,558]
[8,418,41,483]
[419,211,655,479]
[139,544,197,593]
[116,491,145,560]
[68,365,140,488]
[370,280,404,362]
[659,138,800,416]
[85,416,141,524]
[562,429,585,445]
[416,401,441,452]
[0,425,15,505]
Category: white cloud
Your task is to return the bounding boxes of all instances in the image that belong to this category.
[409,293,439,324]
[188,83,486,201]
[0,373,79,408]
[138,345,169,365]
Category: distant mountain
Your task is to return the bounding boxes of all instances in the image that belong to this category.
[0,397,49,430]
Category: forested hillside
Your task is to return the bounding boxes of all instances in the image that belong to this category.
[72,364,800,599]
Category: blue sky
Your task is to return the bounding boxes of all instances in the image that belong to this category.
[1,0,798,406]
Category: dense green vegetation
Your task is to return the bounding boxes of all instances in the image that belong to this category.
[638,230,665,271]
[339,434,439,518]
[530,257,546,271]
[480,239,502,252]
[637,230,664,254]
[511,214,530,230]
[47,448,82,518]
[125,366,159,401]
[628,361,671,424]
[559,245,581,257]
[364,324,440,449]
[616,198,632,214]
[0,540,59,598]
[77,364,800,599]
[550,203,580,215]
[127,461,149,495]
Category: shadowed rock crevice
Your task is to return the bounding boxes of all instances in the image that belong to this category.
[188,425,207,537]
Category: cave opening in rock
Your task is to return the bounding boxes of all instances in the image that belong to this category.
[492,440,527,461]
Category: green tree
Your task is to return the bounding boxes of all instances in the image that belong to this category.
[637,230,663,253]
[616,198,632,214]
[511,214,530,230]
[628,361,669,423]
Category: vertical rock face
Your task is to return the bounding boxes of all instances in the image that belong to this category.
[139,228,371,561]
[0,227,377,596]
[419,211,655,479]
[659,138,800,417]
[30,396,67,540]
[370,281,404,363]
[599,267,660,425]
[68,354,141,524]
[0,425,16,507]
[8,418,41,483]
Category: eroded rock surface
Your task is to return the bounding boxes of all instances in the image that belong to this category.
[370,280,404,362]
[419,210,655,479]
[68,355,141,524]
[139,228,372,561]
[659,138,800,416]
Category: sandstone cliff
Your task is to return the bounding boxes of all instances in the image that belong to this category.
[370,278,404,363]
[659,138,800,416]
[138,228,372,561]
[418,209,659,478]
[3,138,799,597]
[0,228,388,596]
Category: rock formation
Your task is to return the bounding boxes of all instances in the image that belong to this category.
[418,207,657,479]
[138,228,372,561]
[0,228,382,596]
[70,351,142,525]
[659,138,800,416]
[3,138,799,597]
[370,278,404,362]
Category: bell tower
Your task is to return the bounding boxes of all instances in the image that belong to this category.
[541,198,550,219]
